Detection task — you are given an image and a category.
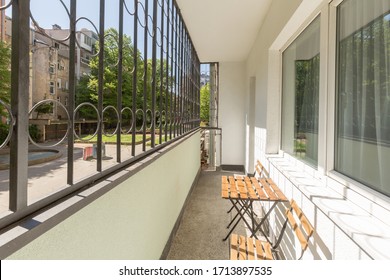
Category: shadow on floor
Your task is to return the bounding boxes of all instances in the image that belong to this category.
[166,168,247,260]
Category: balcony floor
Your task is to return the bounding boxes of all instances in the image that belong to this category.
[166,168,248,260]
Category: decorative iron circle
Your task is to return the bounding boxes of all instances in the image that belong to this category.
[0,99,14,149]
[145,109,153,130]
[0,0,13,10]
[161,110,167,128]
[30,0,71,43]
[154,110,161,128]
[28,99,70,148]
[121,107,134,134]
[102,105,120,137]
[135,108,144,132]
[73,102,100,141]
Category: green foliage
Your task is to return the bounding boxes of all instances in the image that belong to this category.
[0,123,9,145]
[200,83,210,123]
[35,101,54,119]
[0,41,11,110]
[76,28,175,129]
[29,124,40,142]
[76,28,143,112]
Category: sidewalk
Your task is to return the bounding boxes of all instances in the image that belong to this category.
[0,142,147,213]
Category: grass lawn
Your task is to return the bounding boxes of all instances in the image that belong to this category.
[76,134,147,144]
[76,132,172,145]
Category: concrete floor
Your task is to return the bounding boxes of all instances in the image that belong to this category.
[166,168,248,260]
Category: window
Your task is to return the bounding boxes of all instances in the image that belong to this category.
[57,78,61,89]
[58,60,65,71]
[281,16,321,168]
[84,34,92,46]
[335,0,390,196]
[49,81,55,95]
[49,63,55,74]
[64,96,68,106]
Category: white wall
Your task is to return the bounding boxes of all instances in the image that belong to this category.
[246,0,304,168]
[219,62,246,166]
[6,133,200,259]
[247,0,390,259]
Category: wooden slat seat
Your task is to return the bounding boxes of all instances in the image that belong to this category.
[230,234,273,260]
[286,199,314,253]
[229,199,314,260]
[255,160,269,178]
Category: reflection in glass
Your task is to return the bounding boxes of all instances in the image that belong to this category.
[282,16,320,167]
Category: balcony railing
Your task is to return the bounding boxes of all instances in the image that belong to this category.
[0,0,200,229]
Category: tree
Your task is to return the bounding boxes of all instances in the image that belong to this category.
[0,41,11,145]
[200,83,210,124]
[76,28,175,130]
[76,28,148,127]
[0,41,11,105]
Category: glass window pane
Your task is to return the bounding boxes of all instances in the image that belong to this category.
[282,16,321,168]
[335,0,390,196]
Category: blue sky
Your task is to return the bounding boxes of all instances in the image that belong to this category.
[6,0,170,59]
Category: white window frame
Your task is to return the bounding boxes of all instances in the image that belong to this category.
[271,0,390,206]
[325,0,390,205]
[49,63,55,74]
[277,2,328,178]
[49,81,55,95]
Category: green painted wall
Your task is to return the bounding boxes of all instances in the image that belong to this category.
[7,132,200,259]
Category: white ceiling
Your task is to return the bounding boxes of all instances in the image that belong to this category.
[176,0,273,63]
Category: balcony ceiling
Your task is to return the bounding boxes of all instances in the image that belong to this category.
[176,0,273,62]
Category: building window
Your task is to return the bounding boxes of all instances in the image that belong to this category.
[57,78,62,89]
[281,16,321,168]
[335,0,390,196]
[49,81,55,95]
[84,34,92,46]
[64,96,68,106]
[58,60,65,71]
[49,63,55,74]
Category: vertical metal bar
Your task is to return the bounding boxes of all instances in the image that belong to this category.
[179,18,184,135]
[197,57,200,126]
[117,0,124,163]
[177,18,181,136]
[189,46,193,130]
[142,0,148,152]
[183,32,186,133]
[159,0,164,145]
[9,0,30,211]
[173,8,178,138]
[165,0,170,142]
[151,0,158,148]
[169,0,174,140]
[67,0,76,185]
[184,33,187,133]
[131,0,138,157]
[97,0,105,172]
[192,49,195,129]
[184,33,189,132]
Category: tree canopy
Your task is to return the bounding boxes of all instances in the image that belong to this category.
[200,83,210,124]
[0,41,11,105]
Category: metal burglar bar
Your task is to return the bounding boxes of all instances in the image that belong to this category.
[0,0,200,229]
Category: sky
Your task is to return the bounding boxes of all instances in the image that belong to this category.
[6,0,171,59]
